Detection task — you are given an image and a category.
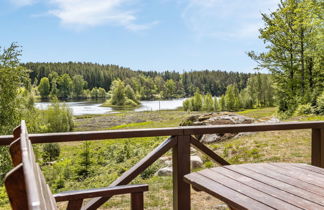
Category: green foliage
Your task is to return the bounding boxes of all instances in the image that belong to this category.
[72,75,87,98]
[57,74,73,98]
[105,79,139,107]
[192,90,203,111]
[38,77,50,98]
[249,0,324,114]
[240,74,274,109]
[225,84,240,111]
[162,79,177,99]
[295,103,314,115]
[125,85,138,103]
[97,87,107,98]
[0,186,8,207]
[0,43,30,182]
[26,62,251,100]
[202,93,214,111]
[76,142,92,179]
[42,143,61,162]
[316,91,324,114]
[219,95,226,111]
[0,43,29,134]
[42,98,74,132]
[182,98,192,111]
[110,79,126,106]
[213,97,220,112]
[90,88,99,99]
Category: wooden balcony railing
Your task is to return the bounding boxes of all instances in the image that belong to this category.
[1,121,324,210]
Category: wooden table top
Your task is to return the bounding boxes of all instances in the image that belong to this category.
[184,163,324,210]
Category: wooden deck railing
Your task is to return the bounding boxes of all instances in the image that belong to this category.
[1,121,324,210]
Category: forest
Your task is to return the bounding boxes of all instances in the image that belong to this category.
[26,62,251,100]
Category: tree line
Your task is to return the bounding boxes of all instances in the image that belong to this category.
[26,62,251,100]
[249,0,324,115]
[37,73,107,99]
[183,74,275,112]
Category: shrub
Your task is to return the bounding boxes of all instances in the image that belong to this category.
[182,98,192,111]
[316,91,324,115]
[44,98,74,132]
[295,103,314,115]
[42,143,60,162]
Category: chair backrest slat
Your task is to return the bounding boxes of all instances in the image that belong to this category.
[5,120,57,210]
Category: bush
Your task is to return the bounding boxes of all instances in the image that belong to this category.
[183,98,192,111]
[43,99,74,132]
[42,143,60,162]
[295,103,314,115]
[316,91,324,115]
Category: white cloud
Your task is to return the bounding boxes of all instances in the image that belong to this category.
[182,0,279,39]
[47,0,157,31]
[11,0,157,31]
[10,0,36,6]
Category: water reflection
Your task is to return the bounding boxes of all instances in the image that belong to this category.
[35,98,185,116]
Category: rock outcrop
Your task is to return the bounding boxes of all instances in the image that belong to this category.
[180,113,255,143]
[156,167,172,176]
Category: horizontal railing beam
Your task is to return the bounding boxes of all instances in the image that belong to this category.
[1,121,324,145]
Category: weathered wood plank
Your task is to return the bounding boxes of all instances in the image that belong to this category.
[184,172,272,210]
[290,163,324,176]
[214,166,324,209]
[173,135,191,210]
[268,163,324,188]
[226,165,324,206]
[54,184,148,201]
[9,138,21,166]
[200,169,300,209]
[4,164,28,210]
[1,121,324,145]
[83,136,176,210]
[240,163,324,196]
[312,128,324,168]
[190,136,230,166]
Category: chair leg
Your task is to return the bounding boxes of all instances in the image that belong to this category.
[131,192,144,210]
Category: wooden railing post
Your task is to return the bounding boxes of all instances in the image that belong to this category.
[172,135,191,210]
[311,128,324,168]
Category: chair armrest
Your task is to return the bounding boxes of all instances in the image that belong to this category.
[54,184,148,202]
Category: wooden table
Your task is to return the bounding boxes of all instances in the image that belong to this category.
[184,163,324,210]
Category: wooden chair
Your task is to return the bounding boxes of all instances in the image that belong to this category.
[4,121,148,210]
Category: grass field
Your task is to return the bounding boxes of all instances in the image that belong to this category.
[1,108,324,210]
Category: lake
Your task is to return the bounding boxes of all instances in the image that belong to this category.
[35,98,186,116]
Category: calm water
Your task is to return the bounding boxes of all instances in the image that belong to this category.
[35,98,186,116]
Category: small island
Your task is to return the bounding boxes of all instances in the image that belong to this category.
[102,79,140,108]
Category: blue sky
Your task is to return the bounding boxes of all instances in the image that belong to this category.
[0,0,279,73]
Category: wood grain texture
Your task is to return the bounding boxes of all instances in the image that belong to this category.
[185,163,324,210]
[4,164,28,210]
[9,138,21,166]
